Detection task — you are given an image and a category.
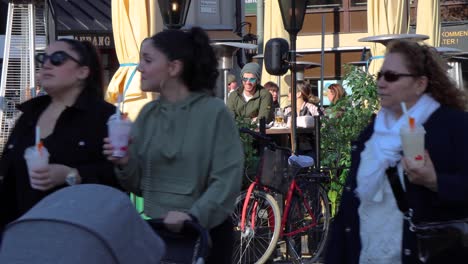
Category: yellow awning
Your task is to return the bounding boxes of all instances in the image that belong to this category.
[106,0,163,121]
[367,0,410,74]
[416,0,440,47]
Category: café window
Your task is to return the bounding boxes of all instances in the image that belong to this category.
[351,0,366,7]
[440,0,468,22]
[307,0,341,9]
[304,0,368,33]
[410,0,467,25]
[306,0,367,10]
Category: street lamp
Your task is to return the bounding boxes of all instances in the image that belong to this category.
[277,0,308,153]
[158,0,192,30]
[235,22,258,62]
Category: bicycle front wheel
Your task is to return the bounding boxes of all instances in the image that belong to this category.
[232,190,281,264]
[286,181,330,264]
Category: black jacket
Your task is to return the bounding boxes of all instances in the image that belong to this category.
[326,106,468,264]
[0,90,122,230]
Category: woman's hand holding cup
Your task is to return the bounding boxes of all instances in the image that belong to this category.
[402,150,438,192]
[29,164,77,191]
[103,137,130,166]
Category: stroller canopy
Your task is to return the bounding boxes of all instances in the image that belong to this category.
[0,184,165,264]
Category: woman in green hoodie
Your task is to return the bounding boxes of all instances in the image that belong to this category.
[103,27,244,263]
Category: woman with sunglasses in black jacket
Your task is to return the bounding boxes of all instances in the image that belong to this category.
[326,40,468,264]
[0,39,122,231]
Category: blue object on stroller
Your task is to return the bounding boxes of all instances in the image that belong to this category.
[0,184,165,264]
[147,218,210,264]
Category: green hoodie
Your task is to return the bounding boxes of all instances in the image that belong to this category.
[227,84,274,123]
[116,93,244,229]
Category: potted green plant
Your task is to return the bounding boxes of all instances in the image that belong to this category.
[235,117,259,189]
[320,66,379,215]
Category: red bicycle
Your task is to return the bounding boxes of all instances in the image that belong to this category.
[232,128,330,264]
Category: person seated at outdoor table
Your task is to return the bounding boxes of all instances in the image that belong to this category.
[284,80,320,120]
[284,81,319,158]
[324,83,348,118]
[326,40,468,264]
[0,39,122,232]
[264,81,280,110]
[227,62,274,123]
[327,83,347,105]
[226,73,238,97]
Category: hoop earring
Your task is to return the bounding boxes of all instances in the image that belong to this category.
[159,79,166,91]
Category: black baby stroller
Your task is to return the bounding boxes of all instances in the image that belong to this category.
[147,218,211,264]
[0,184,165,264]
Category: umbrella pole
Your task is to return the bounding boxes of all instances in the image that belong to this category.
[223,69,229,103]
[316,14,326,169]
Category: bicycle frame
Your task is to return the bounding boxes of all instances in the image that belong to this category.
[281,177,318,237]
[240,179,260,232]
[235,127,330,263]
[240,174,320,238]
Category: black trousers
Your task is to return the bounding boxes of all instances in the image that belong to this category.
[206,218,234,264]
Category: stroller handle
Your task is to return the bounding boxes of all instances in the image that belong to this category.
[147,218,211,262]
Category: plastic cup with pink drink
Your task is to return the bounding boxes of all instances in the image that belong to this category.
[24,142,49,189]
[107,113,132,158]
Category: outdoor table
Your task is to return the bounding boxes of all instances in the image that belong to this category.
[265,127,315,150]
[266,127,314,135]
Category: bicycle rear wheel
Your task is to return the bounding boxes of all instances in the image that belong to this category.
[232,190,281,264]
[285,181,330,263]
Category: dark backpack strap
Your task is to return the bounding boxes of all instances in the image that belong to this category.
[386,166,410,213]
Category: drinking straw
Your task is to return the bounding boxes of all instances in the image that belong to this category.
[400,102,416,130]
[400,102,410,125]
[35,126,42,154]
[116,94,122,119]
[35,126,40,148]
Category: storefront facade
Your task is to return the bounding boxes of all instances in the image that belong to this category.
[245,0,467,87]
[1,0,244,88]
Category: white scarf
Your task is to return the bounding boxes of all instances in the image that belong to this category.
[356,94,440,203]
[356,95,440,264]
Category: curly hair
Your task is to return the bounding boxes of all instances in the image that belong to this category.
[386,40,467,110]
[147,27,219,95]
[327,83,347,104]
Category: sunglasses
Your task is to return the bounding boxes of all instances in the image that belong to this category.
[242,77,257,83]
[377,71,418,82]
[35,51,82,66]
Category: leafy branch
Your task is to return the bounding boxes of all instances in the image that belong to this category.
[235,117,259,188]
[320,66,379,215]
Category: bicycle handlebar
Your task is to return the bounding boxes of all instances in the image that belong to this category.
[239,127,272,142]
[147,218,211,260]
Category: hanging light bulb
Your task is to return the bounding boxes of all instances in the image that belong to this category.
[171,2,178,12]
[158,0,192,30]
